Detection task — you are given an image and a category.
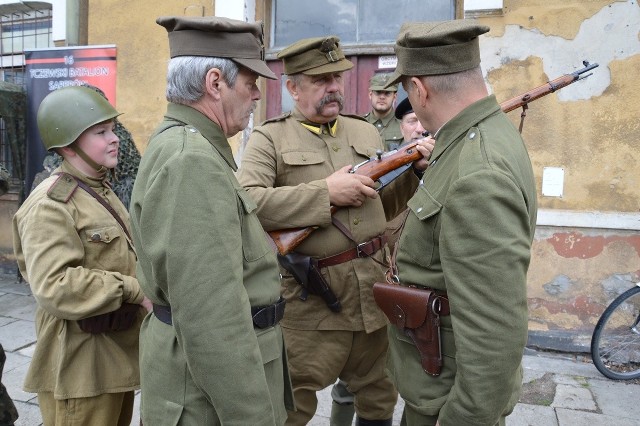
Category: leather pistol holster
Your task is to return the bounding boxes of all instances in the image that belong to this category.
[373,282,448,376]
[277,252,341,313]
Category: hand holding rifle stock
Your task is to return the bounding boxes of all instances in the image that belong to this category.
[269,61,599,255]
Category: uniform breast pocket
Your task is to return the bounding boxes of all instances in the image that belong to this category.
[398,186,442,268]
[281,150,327,184]
[237,189,271,262]
[83,225,122,269]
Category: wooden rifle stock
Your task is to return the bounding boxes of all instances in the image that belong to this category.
[268,61,598,255]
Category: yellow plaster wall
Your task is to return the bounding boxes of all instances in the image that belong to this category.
[479,1,640,212]
[87,1,219,153]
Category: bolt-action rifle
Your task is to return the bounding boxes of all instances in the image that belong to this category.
[268,61,599,256]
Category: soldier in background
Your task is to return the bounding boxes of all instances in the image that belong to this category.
[363,72,403,150]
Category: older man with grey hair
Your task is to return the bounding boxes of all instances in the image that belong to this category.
[129,16,292,425]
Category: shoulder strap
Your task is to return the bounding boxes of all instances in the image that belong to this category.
[56,172,132,242]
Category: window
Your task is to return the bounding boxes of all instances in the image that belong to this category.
[0,6,52,179]
[271,0,456,49]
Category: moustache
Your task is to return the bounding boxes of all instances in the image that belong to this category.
[317,94,344,111]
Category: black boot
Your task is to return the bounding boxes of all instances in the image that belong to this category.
[355,417,393,426]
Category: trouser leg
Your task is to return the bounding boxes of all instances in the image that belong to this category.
[330,380,355,426]
[344,327,397,421]
[38,391,134,426]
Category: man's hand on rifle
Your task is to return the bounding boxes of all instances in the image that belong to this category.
[327,165,378,207]
[412,136,436,173]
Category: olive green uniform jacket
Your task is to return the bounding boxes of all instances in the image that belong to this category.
[237,108,417,334]
[388,95,537,425]
[12,162,144,399]
[364,109,403,151]
[129,103,291,425]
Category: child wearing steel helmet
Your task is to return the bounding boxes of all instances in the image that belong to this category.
[12,86,151,426]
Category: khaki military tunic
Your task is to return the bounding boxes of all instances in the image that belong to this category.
[388,95,538,425]
[129,103,291,425]
[364,109,403,151]
[12,161,144,400]
[237,108,417,334]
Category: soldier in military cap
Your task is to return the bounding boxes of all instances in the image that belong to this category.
[380,20,537,425]
[12,85,151,425]
[129,16,291,425]
[363,72,403,150]
[237,36,433,426]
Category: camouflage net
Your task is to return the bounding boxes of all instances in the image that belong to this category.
[0,163,8,196]
[31,84,141,209]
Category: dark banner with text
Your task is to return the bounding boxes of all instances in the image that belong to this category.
[24,45,117,193]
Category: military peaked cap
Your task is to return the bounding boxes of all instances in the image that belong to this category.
[385,20,490,87]
[156,16,276,79]
[369,72,398,92]
[277,36,353,75]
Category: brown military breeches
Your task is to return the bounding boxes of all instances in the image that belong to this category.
[38,391,134,426]
[282,327,397,425]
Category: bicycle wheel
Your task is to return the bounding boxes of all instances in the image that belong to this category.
[591,285,640,380]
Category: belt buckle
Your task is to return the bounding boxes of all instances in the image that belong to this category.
[357,242,369,258]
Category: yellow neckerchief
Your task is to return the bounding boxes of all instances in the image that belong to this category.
[300,118,338,137]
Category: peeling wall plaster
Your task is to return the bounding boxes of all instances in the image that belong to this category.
[480,1,640,101]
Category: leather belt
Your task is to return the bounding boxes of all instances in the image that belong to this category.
[316,235,387,269]
[251,297,286,329]
[152,298,286,329]
[153,303,173,325]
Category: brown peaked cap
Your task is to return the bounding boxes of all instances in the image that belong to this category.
[385,20,490,87]
[156,16,276,80]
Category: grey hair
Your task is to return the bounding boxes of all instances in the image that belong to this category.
[286,73,304,86]
[422,66,484,95]
[166,56,240,105]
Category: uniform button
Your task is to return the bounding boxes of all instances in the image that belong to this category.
[469,131,476,139]
[189,128,197,133]
[91,233,101,242]
[353,218,361,225]
[332,145,339,152]
[416,207,423,213]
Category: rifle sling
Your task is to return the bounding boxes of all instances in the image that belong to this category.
[56,172,133,242]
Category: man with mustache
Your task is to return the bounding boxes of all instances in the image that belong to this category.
[129,16,292,425]
[237,36,432,426]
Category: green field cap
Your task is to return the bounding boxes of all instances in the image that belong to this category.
[369,72,398,91]
[385,20,490,88]
[278,36,353,75]
[156,16,276,79]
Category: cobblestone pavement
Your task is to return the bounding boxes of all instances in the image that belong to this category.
[2,273,640,425]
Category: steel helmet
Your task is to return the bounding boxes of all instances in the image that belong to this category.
[37,86,121,150]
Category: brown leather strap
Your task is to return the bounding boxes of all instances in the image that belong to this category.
[317,235,387,269]
[56,172,132,241]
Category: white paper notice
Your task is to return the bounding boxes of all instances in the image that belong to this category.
[542,167,565,197]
